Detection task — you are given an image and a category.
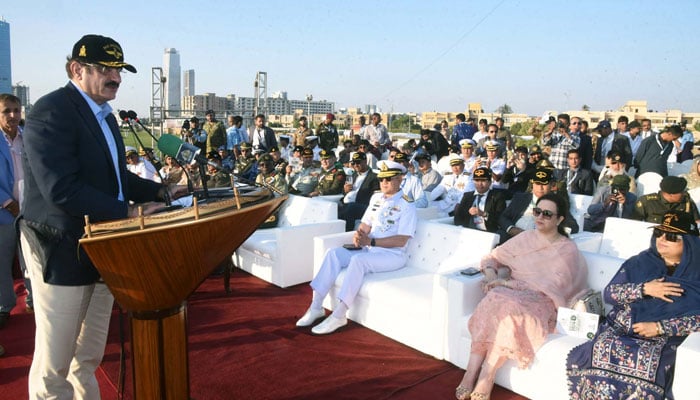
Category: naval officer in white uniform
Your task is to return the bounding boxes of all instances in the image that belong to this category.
[296,160,418,335]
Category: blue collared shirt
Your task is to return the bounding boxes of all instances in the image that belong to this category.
[71,81,124,201]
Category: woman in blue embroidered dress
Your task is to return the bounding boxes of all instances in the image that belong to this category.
[567,210,700,399]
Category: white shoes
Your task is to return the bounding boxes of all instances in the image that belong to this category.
[311,315,347,335]
[295,308,326,327]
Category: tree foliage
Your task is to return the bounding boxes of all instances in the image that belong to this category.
[389,115,421,133]
[495,104,513,114]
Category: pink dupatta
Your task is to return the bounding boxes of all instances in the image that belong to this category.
[484,230,588,308]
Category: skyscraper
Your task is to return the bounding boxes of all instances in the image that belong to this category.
[0,19,11,94]
[183,69,194,97]
[163,48,181,117]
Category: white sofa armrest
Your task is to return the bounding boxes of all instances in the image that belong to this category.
[433,216,455,225]
[272,220,345,286]
[313,231,354,276]
[672,331,700,400]
[442,264,485,364]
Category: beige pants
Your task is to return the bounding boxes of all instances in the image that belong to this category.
[21,234,114,400]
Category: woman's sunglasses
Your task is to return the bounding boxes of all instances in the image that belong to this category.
[653,228,683,243]
[532,207,557,219]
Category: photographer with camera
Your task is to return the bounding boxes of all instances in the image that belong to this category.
[181,116,207,153]
[584,174,637,232]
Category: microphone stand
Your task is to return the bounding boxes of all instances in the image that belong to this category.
[121,117,171,205]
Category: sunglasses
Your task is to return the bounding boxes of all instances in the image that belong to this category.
[653,228,683,243]
[379,176,397,182]
[532,207,557,219]
[82,62,124,75]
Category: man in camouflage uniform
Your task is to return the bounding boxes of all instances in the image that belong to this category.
[294,116,312,147]
[235,142,257,182]
[309,149,346,197]
[203,109,226,153]
[289,148,321,196]
[255,154,288,194]
[632,176,700,224]
[316,113,338,151]
[205,151,232,188]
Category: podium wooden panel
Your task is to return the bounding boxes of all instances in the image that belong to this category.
[80,191,286,399]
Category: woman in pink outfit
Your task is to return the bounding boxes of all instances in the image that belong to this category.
[455,193,588,400]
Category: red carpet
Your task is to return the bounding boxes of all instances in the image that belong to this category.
[0,271,526,400]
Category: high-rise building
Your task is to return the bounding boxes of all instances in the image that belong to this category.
[163,48,181,117]
[0,19,11,94]
[12,84,29,109]
[183,69,194,97]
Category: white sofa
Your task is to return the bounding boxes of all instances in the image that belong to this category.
[571,217,655,258]
[233,194,345,288]
[444,250,700,400]
[313,220,499,359]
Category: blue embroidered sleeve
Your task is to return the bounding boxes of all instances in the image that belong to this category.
[605,282,644,305]
[661,315,700,336]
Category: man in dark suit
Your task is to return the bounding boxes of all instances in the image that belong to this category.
[454,167,507,232]
[553,149,594,195]
[497,168,579,244]
[248,114,278,153]
[592,120,632,174]
[19,35,176,398]
[339,152,379,231]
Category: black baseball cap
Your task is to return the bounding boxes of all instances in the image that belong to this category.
[71,34,136,73]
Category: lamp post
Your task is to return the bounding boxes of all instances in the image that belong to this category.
[305,94,313,123]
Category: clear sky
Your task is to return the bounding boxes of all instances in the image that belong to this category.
[5,0,700,117]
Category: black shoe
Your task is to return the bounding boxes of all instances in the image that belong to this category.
[0,312,9,329]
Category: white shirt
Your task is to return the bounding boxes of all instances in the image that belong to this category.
[2,127,24,207]
[344,170,368,204]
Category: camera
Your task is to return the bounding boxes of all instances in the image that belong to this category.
[611,186,620,195]
[181,120,190,130]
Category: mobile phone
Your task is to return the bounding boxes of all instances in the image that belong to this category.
[343,244,362,251]
[460,267,481,276]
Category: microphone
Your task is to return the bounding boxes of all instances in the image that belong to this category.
[127,110,139,122]
[119,110,129,122]
[158,134,223,171]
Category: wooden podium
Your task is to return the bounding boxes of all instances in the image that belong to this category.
[79,188,286,399]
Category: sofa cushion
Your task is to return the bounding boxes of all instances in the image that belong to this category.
[335,267,434,315]
[277,195,338,226]
[240,230,277,260]
[406,221,498,274]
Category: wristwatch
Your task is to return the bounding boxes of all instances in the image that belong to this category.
[370,238,376,247]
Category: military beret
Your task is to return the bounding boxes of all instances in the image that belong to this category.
[660,176,687,194]
[611,175,631,190]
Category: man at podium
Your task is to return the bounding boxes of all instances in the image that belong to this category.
[19,35,175,399]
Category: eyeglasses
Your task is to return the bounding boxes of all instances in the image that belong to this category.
[82,63,123,75]
[653,228,683,243]
[532,207,557,219]
[571,122,580,125]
